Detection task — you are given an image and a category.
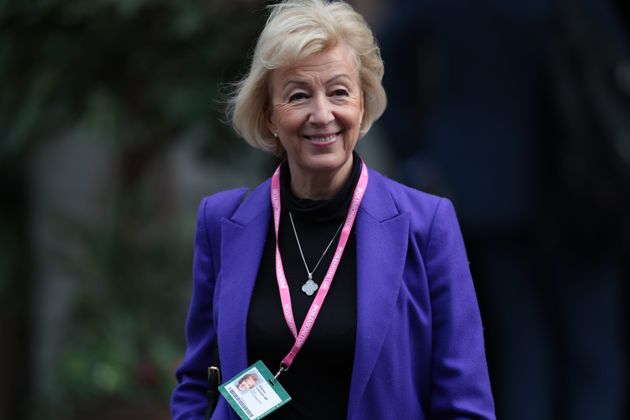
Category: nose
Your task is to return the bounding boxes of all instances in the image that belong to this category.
[308,94,334,125]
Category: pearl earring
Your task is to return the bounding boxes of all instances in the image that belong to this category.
[273,132,278,138]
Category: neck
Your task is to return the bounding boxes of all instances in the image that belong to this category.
[288,157,354,200]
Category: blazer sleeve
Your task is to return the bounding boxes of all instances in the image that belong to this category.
[171,189,248,419]
[424,198,495,419]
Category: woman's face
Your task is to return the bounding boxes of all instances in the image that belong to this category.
[267,43,364,183]
[238,375,257,391]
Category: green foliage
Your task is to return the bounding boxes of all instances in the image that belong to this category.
[0,0,264,163]
[42,172,191,401]
[0,0,267,414]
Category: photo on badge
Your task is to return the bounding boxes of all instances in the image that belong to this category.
[237,372,259,393]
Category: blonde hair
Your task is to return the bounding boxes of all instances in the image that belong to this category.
[228,0,387,154]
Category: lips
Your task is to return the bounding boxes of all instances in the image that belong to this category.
[302,132,341,143]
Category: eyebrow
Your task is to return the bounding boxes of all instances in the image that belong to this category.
[282,74,354,90]
[282,80,309,90]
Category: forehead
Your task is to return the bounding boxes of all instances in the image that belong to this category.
[271,43,360,86]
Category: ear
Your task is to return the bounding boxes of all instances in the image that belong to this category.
[266,107,278,137]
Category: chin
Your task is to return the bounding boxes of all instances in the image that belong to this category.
[302,153,352,173]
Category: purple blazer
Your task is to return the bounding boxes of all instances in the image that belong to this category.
[171,168,495,419]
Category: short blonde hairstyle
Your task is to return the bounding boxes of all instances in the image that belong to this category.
[228,0,387,154]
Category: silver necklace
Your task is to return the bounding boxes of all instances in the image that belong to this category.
[288,211,344,296]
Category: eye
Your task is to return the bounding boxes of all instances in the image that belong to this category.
[332,88,349,97]
[288,92,308,102]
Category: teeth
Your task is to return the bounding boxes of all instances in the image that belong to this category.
[307,134,337,142]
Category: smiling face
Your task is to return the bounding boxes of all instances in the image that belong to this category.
[267,43,364,198]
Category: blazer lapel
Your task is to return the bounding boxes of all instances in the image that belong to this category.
[217,180,271,381]
[347,170,410,419]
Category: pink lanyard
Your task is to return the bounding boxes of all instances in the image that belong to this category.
[270,160,369,378]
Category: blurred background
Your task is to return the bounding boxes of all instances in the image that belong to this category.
[0,0,628,419]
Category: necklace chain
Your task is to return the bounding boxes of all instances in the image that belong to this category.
[288,211,344,282]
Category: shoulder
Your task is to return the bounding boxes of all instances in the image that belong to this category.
[193,188,248,249]
[368,169,442,208]
[198,187,250,224]
[365,168,452,225]
[197,177,273,228]
[364,168,462,256]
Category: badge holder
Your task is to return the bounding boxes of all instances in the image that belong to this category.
[218,360,291,420]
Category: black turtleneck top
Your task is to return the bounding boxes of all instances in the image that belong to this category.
[246,155,361,419]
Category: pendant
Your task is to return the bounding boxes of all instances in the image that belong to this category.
[301,279,319,296]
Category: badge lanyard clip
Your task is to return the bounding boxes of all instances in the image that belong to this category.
[274,363,288,380]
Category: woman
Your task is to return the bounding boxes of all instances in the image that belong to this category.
[171,0,495,419]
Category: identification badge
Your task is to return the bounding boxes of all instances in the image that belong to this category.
[218,360,291,419]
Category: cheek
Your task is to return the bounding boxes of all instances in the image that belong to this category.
[276,127,301,154]
[273,104,302,125]
[345,101,364,129]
